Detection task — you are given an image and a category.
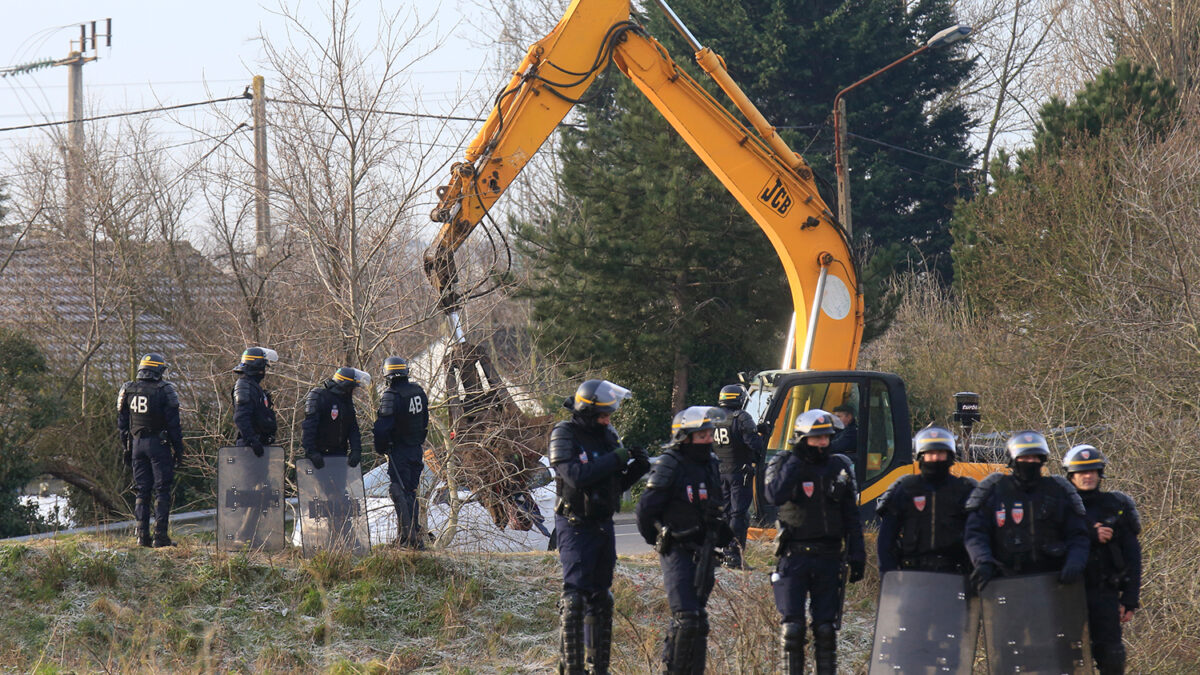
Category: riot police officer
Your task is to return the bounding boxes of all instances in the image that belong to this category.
[637,406,732,674]
[964,431,1090,591]
[765,409,865,675]
[373,356,429,549]
[232,347,278,456]
[550,379,650,675]
[117,353,185,547]
[301,366,369,469]
[877,426,977,574]
[712,384,763,570]
[1063,444,1142,675]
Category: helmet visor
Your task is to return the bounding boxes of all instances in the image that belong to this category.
[588,380,631,413]
[352,368,371,387]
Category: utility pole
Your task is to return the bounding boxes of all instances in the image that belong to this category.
[250,75,270,342]
[834,98,851,237]
[54,19,111,237]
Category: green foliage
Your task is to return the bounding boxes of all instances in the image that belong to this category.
[0,329,64,536]
[1033,59,1178,160]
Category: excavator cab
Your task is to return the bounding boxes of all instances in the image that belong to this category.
[745,369,915,527]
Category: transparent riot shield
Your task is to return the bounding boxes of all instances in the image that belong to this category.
[869,570,980,674]
[981,573,1093,674]
[217,445,285,552]
[296,456,370,557]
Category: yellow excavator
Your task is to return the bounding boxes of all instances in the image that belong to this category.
[424,0,997,532]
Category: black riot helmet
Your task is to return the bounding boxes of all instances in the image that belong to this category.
[331,366,371,392]
[1062,444,1107,476]
[1005,430,1050,465]
[670,406,722,445]
[136,353,168,380]
[790,409,842,442]
[718,384,747,410]
[914,426,957,461]
[383,356,409,384]
[234,347,278,375]
[571,379,631,417]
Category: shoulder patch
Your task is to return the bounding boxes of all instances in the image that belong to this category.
[646,450,681,490]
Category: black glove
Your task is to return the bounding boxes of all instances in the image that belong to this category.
[848,558,865,583]
[629,445,649,463]
[1059,560,1085,585]
[756,422,772,436]
[306,450,325,470]
[612,445,629,464]
[250,440,265,458]
[347,449,361,468]
[972,561,997,592]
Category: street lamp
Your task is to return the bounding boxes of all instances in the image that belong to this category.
[832,23,971,237]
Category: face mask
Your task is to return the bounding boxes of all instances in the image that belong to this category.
[919,460,952,480]
[678,442,712,461]
[1013,461,1043,483]
[794,440,828,463]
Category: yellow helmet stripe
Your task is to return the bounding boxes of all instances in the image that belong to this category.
[809,422,833,429]
[242,354,264,360]
[140,359,165,366]
[1067,459,1102,465]
[386,364,407,370]
[576,395,616,407]
[1010,442,1045,449]
[719,392,739,399]
[333,372,355,382]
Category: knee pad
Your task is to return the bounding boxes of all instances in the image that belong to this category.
[813,622,837,645]
[590,589,614,615]
[560,591,586,617]
[781,622,806,650]
[388,482,405,502]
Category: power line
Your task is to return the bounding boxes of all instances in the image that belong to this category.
[0,94,248,133]
[848,131,974,170]
[265,97,487,123]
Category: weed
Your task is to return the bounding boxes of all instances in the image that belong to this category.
[305,550,352,585]
[298,586,325,615]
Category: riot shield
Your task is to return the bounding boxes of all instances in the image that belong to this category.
[296,456,370,557]
[217,445,285,552]
[981,573,1093,674]
[869,570,980,674]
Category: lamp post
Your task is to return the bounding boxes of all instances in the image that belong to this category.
[832,23,971,237]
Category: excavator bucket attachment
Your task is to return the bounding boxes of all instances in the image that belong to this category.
[425,340,554,532]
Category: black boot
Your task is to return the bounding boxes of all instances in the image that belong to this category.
[1096,643,1126,675]
[813,622,837,675]
[135,498,152,547]
[781,622,805,675]
[663,610,704,674]
[585,591,614,674]
[558,591,586,674]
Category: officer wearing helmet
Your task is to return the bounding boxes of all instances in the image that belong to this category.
[117,353,186,547]
[1063,444,1142,675]
[876,426,977,574]
[765,409,865,675]
[232,347,278,457]
[372,356,429,549]
[636,406,732,674]
[963,431,1090,593]
[550,379,650,675]
[301,366,369,470]
[712,384,764,570]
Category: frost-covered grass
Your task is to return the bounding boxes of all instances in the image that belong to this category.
[0,535,885,673]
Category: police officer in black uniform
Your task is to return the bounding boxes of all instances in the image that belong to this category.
[232,347,278,456]
[877,426,977,574]
[373,356,429,549]
[637,406,732,674]
[712,385,763,570]
[117,353,185,547]
[765,409,865,675]
[550,379,650,675]
[301,366,369,469]
[964,431,1090,592]
[1062,444,1142,675]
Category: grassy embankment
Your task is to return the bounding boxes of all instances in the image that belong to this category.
[0,534,884,673]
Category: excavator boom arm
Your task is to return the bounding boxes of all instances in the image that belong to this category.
[425,0,863,370]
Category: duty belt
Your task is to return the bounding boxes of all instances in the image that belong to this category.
[780,539,842,556]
